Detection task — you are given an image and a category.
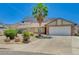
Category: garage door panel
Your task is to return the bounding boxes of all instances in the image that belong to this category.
[49,26,71,36]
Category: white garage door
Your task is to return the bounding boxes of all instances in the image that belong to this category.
[49,26,71,36]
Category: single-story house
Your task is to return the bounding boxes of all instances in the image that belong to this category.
[45,18,77,36]
[9,18,78,36]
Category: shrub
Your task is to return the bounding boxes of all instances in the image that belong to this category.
[22,32,30,43]
[29,32,34,36]
[23,32,30,38]
[4,29,17,40]
[17,29,23,34]
[75,33,79,36]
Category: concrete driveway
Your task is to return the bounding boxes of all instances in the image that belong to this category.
[0,36,74,55]
[0,36,79,55]
[72,36,79,55]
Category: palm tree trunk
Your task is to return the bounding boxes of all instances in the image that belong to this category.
[37,15,43,37]
[38,23,41,37]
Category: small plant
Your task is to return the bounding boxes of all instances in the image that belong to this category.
[29,32,34,36]
[22,32,30,43]
[4,29,17,40]
[75,33,79,36]
[17,29,23,34]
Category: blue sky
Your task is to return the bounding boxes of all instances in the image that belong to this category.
[0,3,79,24]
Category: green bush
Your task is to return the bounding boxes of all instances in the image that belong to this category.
[17,29,23,34]
[23,32,30,38]
[29,32,34,36]
[22,32,30,43]
[4,29,17,40]
[23,32,34,37]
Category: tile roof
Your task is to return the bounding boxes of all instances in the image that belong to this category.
[21,17,49,23]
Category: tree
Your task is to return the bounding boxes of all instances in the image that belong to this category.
[32,3,48,36]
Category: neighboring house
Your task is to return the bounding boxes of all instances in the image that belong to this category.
[0,24,8,35]
[18,20,46,34]
[8,17,48,34]
[9,17,77,36]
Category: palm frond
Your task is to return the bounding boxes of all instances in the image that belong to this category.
[32,3,48,25]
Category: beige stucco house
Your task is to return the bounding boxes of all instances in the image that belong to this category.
[45,18,77,36]
[9,18,78,36]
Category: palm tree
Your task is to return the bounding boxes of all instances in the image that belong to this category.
[32,3,48,36]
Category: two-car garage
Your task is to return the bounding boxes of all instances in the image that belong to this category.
[49,26,71,36]
[45,18,76,36]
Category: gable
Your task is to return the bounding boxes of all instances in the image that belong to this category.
[48,20,56,26]
[57,19,62,25]
[62,20,73,25]
[46,18,74,26]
